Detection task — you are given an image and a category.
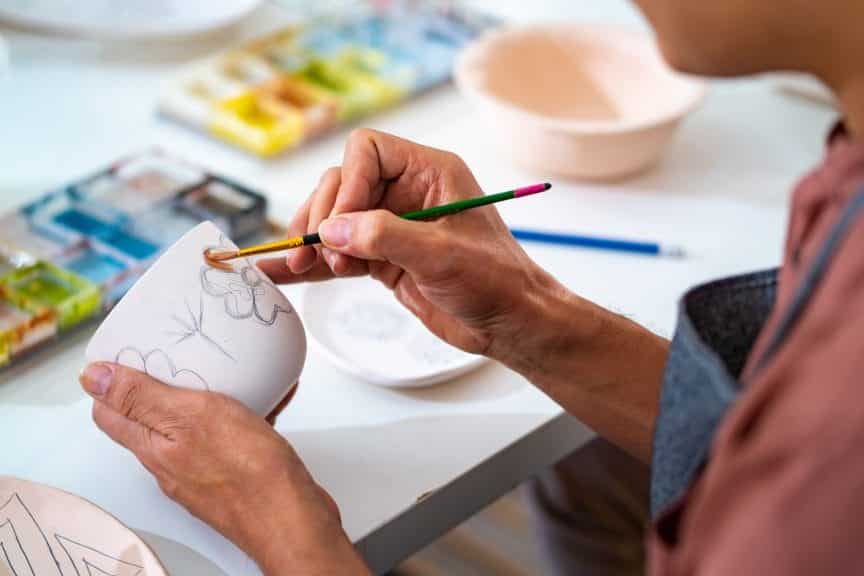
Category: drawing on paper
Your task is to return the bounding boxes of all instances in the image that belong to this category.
[0,492,144,576]
[165,295,235,362]
[199,235,294,327]
[115,347,210,391]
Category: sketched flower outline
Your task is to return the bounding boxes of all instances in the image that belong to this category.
[199,235,294,326]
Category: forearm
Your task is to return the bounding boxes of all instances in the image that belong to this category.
[491,274,669,463]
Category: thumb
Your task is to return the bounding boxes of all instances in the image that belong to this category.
[80,362,194,433]
[318,210,444,273]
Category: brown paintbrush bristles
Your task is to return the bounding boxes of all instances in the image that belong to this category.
[203,248,237,271]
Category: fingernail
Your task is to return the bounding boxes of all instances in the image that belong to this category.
[322,247,338,269]
[81,363,114,396]
[319,217,351,248]
[286,252,299,272]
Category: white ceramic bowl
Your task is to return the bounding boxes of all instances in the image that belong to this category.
[455,24,707,180]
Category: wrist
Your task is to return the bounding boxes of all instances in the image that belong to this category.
[486,268,592,380]
[235,480,370,575]
[257,528,369,576]
[489,269,669,460]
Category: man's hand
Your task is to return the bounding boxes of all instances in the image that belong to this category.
[259,128,565,360]
[80,362,370,576]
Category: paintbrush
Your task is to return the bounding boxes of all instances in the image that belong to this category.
[204,182,551,270]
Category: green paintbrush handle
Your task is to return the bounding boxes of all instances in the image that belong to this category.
[399,191,511,220]
[231,183,550,258]
[399,183,551,221]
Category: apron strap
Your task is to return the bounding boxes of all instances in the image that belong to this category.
[750,186,864,377]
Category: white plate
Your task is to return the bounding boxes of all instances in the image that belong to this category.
[0,0,263,39]
[0,476,168,575]
[301,277,488,388]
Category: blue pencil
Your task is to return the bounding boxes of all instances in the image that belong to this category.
[510,228,686,258]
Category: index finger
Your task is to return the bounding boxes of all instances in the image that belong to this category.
[335,128,469,217]
[332,129,418,216]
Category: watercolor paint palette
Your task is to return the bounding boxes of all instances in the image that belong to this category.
[0,151,276,370]
[159,0,497,156]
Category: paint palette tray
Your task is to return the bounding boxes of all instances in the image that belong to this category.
[0,151,279,370]
[159,0,497,157]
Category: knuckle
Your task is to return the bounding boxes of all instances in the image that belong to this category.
[217,393,248,421]
[348,127,374,145]
[91,400,109,428]
[194,389,215,409]
[439,151,475,189]
[363,213,388,253]
[288,198,312,234]
[319,166,341,187]
[442,150,467,170]
[183,391,231,429]
[368,263,386,282]
[112,372,144,419]
[202,390,230,412]
[180,393,212,425]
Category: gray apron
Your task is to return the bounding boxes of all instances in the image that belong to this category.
[651,188,864,518]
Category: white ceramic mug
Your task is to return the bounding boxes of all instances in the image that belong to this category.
[86,221,306,416]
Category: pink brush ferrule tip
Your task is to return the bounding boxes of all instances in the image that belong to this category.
[513,183,552,198]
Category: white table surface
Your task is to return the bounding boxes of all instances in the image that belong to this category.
[0,1,837,574]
